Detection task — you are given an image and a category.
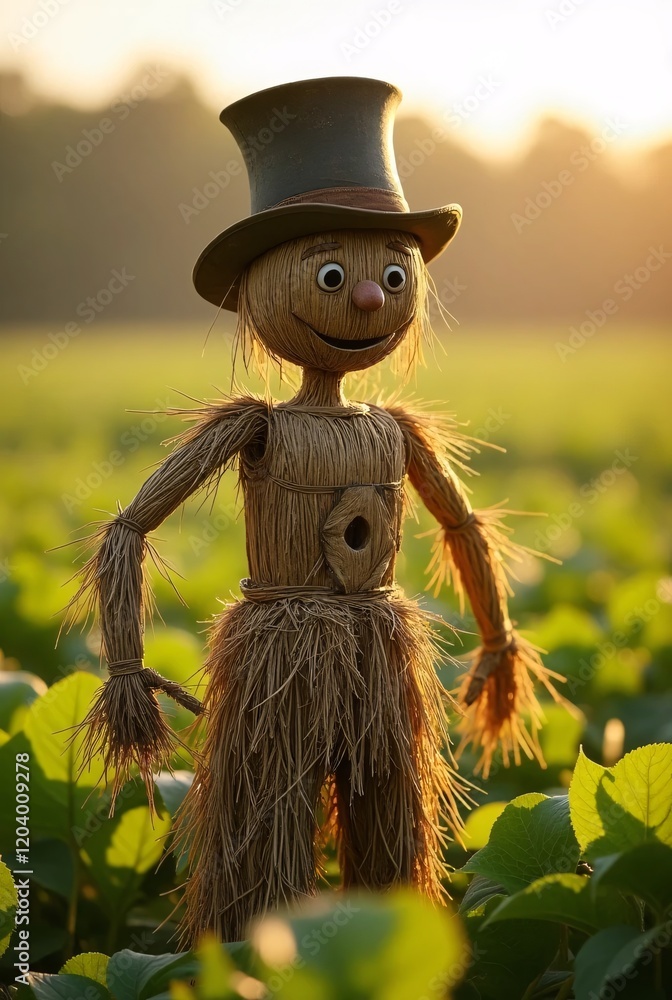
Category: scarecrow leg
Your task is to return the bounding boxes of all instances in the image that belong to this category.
[332,611,459,901]
[177,602,328,945]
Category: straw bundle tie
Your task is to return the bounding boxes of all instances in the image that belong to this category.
[482,631,515,654]
[106,658,204,715]
[114,515,146,535]
[239,578,396,604]
[443,512,477,535]
[462,630,516,706]
[108,657,144,676]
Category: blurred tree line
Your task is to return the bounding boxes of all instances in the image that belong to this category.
[0,66,670,324]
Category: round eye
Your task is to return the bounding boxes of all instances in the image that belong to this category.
[316,262,345,291]
[382,264,407,292]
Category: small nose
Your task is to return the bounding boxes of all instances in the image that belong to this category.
[352,280,385,312]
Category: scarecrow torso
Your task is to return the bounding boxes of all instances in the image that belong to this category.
[240,404,407,592]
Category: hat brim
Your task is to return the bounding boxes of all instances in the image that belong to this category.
[193,202,462,310]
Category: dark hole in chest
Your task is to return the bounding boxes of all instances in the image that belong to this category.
[344,516,370,551]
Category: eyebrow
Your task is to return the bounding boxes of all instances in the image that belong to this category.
[387,241,413,256]
[301,242,342,260]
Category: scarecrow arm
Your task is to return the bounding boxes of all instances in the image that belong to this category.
[390,404,564,775]
[65,397,267,804]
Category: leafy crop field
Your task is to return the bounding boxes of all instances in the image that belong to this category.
[0,322,671,998]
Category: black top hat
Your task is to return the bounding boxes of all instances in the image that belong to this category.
[193,76,462,310]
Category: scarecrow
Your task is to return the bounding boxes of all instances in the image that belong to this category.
[67,77,565,944]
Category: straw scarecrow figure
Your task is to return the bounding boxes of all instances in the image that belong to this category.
[67,78,565,944]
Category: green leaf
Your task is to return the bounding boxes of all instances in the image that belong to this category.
[5,840,75,900]
[591,841,672,915]
[81,804,171,912]
[107,950,199,1000]
[60,953,110,986]
[0,671,47,732]
[569,743,672,858]
[183,935,238,1000]
[12,673,110,847]
[458,875,505,915]
[538,703,584,767]
[28,974,109,1000]
[464,896,561,1000]
[155,771,193,818]
[529,971,574,998]
[0,732,70,843]
[0,859,18,958]
[462,802,507,850]
[105,806,171,874]
[23,671,104,795]
[483,872,637,935]
[22,925,69,963]
[253,890,468,999]
[574,924,667,1000]
[459,794,580,894]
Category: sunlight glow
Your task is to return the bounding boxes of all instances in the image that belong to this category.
[0,0,670,154]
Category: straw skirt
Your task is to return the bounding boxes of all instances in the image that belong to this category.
[176,584,463,944]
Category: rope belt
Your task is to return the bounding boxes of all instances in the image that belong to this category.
[239,579,397,604]
[254,473,404,495]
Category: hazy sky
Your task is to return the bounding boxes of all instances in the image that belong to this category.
[1,0,671,154]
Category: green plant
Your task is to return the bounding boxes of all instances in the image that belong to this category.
[458,743,672,998]
[2,719,670,999]
[0,672,189,969]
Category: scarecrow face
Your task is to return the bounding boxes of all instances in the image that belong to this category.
[243,229,423,373]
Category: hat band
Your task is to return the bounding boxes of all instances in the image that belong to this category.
[272,185,409,213]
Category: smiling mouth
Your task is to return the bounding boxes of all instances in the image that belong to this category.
[292,314,397,352]
[313,330,392,351]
